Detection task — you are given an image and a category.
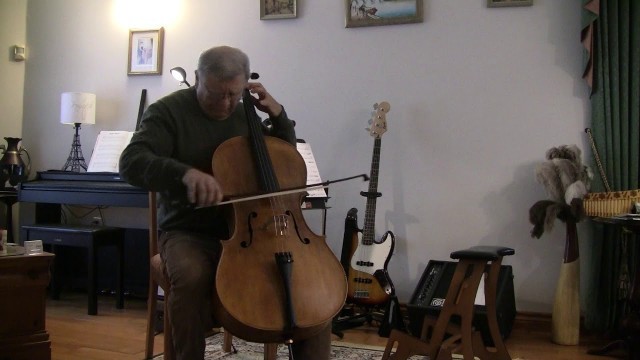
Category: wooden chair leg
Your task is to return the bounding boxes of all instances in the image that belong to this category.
[223,331,233,353]
[163,296,175,360]
[382,329,432,360]
[476,259,511,360]
[264,343,278,360]
[144,280,158,359]
[222,331,278,360]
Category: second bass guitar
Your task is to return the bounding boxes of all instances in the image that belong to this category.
[342,101,396,306]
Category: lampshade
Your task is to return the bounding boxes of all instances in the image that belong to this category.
[60,92,96,125]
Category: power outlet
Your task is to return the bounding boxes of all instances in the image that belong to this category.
[13,45,25,61]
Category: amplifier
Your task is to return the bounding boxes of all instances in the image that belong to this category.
[407,260,516,345]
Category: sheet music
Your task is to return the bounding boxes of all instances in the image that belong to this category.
[296,142,327,198]
[87,131,134,173]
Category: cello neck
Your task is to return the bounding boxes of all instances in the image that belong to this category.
[243,87,280,193]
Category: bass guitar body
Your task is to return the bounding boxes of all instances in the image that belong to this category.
[344,208,395,306]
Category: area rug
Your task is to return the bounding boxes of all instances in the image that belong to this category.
[153,332,391,359]
[153,332,504,359]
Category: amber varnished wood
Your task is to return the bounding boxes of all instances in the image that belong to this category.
[212,136,347,343]
[145,192,278,360]
[0,252,54,360]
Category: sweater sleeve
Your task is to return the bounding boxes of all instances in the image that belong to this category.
[119,102,190,192]
[267,107,297,145]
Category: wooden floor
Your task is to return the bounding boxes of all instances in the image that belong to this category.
[45,292,622,360]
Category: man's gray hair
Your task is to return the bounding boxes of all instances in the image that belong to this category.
[197,46,250,81]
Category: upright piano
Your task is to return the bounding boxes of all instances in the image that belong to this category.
[18,171,327,219]
[17,171,328,296]
[18,171,147,223]
[18,171,150,296]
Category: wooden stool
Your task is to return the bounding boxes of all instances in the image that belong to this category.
[382,245,514,360]
[21,224,125,315]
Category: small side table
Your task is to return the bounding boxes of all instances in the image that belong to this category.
[0,187,18,243]
[0,252,54,360]
[589,216,640,360]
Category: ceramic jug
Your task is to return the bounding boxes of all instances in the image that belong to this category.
[0,137,31,187]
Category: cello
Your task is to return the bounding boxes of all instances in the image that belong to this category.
[210,75,348,347]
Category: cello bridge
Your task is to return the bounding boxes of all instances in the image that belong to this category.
[273,213,289,236]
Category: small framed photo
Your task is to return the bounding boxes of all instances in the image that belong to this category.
[487,0,533,7]
[127,28,164,75]
[346,0,423,28]
[261,0,297,20]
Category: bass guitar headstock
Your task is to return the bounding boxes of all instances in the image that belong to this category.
[366,101,390,139]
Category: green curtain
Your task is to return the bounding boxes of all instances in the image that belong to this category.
[583,0,640,331]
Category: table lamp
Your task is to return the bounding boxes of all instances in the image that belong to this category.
[170,67,191,87]
[60,92,96,172]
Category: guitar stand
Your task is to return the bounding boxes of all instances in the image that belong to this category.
[334,189,403,339]
[360,190,382,199]
[378,294,406,337]
[331,295,406,339]
[331,304,376,338]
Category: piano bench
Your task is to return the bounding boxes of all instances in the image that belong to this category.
[21,224,125,315]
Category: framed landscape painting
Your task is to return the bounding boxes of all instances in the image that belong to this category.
[346,0,423,28]
[261,0,297,19]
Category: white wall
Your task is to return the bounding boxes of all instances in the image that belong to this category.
[0,0,26,139]
[0,0,27,236]
[18,0,592,314]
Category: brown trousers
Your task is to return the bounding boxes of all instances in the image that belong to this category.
[159,230,331,360]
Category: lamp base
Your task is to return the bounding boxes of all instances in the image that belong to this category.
[62,123,87,172]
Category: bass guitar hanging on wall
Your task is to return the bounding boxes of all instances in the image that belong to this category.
[341,101,396,306]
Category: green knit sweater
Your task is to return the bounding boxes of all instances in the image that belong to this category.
[119,87,296,236]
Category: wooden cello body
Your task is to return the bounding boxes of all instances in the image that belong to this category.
[210,89,347,344]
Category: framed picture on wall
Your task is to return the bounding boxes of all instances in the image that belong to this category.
[127,28,164,75]
[261,0,297,20]
[346,0,423,28]
[487,0,533,7]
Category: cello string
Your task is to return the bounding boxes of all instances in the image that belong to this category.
[245,98,289,248]
[242,89,275,221]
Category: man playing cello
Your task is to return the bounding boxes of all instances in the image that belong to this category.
[120,46,333,360]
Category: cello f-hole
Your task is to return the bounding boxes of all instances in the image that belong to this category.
[242,212,259,248]
[286,210,311,245]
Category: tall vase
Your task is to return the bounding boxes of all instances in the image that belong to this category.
[0,137,31,187]
[551,219,580,345]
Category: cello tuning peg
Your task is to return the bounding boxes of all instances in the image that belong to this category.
[373,102,380,110]
[367,119,373,125]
